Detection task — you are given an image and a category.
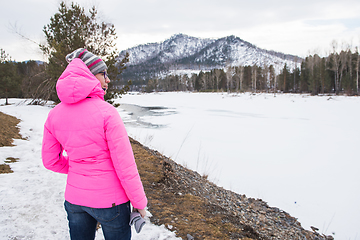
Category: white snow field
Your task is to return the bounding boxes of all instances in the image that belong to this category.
[0,99,180,240]
[1,92,359,239]
[116,92,360,240]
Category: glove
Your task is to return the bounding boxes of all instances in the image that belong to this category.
[129,211,145,233]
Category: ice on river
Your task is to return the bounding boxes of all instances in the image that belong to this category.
[116,92,360,240]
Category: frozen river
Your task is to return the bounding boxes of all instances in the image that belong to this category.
[116,92,360,240]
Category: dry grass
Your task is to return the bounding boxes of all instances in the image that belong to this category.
[5,157,19,163]
[0,164,13,174]
[0,111,22,174]
[0,157,19,174]
[0,111,22,147]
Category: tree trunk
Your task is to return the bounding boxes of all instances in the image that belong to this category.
[5,88,9,105]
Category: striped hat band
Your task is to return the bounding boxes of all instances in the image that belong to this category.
[65,48,107,75]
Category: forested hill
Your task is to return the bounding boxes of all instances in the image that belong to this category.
[118,33,303,81]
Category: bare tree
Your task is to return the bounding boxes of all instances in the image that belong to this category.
[251,65,257,93]
[239,66,244,93]
[274,74,278,97]
[356,46,360,95]
[330,40,341,94]
[347,44,353,93]
[338,50,348,94]
[262,64,269,92]
[293,57,298,92]
[214,69,220,92]
[226,65,234,93]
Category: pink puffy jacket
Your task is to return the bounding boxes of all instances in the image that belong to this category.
[42,58,147,209]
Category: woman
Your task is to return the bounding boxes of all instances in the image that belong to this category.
[42,48,147,240]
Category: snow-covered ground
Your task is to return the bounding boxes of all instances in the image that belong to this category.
[1,92,359,240]
[115,92,360,240]
[0,99,181,240]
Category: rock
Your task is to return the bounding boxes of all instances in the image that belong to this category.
[311,226,319,232]
[187,234,194,240]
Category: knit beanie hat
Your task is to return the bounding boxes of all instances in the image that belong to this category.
[65,48,107,75]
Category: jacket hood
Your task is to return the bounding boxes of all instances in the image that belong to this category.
[56,58,105,104]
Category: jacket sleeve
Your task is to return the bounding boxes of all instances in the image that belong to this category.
[105,107,147,210]
[42,120,69,174]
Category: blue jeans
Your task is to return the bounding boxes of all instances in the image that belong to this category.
[64,200,131,240]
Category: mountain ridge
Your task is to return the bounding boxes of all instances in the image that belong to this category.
[118,33,303,81]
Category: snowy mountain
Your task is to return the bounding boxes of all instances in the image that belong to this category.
[118,33,303,81]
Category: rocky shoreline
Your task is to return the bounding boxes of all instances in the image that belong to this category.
[131,138,334,240]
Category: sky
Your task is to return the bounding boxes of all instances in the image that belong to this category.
[1,0,360,62]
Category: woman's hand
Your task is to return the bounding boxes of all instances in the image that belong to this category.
[136,208,146,218]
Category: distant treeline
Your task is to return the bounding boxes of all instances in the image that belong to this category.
[1,48,360,104]
[141,49,360,95]
[0,50,47,104]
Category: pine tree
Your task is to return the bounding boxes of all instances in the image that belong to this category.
[278,64,291,92]
[39,1,128,103]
